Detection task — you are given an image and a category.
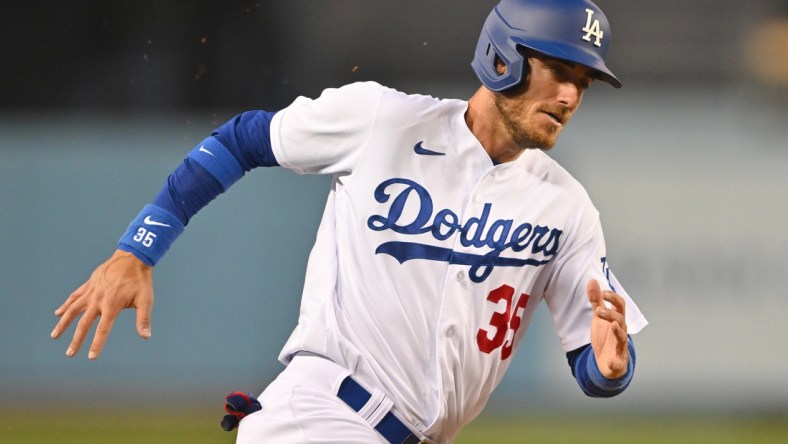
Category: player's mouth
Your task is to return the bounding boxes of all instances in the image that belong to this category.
[542,110,566,127]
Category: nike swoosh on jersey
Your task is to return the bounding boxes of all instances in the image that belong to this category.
[199,146,215,156]
[414,141,445,156]
[143,216,172,227]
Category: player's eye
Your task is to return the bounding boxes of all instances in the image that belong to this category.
[546,62,571,78]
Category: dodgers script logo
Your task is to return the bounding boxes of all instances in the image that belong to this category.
[367,178,563,283]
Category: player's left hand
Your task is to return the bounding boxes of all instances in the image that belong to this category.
[50,250,153,360]
[586,279,628,379]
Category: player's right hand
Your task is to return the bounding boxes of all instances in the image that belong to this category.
[51,249,154,360]
[586,278,629,379]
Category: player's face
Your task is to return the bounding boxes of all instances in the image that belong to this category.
[494,52,594,150]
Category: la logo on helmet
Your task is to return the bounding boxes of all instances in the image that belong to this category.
[581,8,604,47]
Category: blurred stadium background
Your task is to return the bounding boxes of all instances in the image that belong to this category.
[1,0,787,442]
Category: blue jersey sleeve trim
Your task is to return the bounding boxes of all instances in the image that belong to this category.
[566,336,636,398]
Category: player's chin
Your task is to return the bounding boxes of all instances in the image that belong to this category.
[536,140,557,151]
[512,123,560,151]
[528,130,560,151]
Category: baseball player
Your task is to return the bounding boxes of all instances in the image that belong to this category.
[51,0,648,442]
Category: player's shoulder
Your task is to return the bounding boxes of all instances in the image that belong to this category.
[304,81,453,114]
[279,82,391,126]
[331,80,388,96]
[374,83,466,126]
[342,81,458,108]
[300,81,387,106]
[323,81,412,100]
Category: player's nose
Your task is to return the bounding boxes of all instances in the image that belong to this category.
[556,82,583,109]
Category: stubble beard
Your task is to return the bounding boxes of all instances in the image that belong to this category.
[493,93,560,151]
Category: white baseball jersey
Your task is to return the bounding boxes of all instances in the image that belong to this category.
[269,81,647,443]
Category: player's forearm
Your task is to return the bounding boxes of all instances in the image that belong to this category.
[118,110,279,266]
[156,110,280,225]
[566,336,636,398]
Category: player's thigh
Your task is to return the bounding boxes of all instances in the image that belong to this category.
[236,369,384,443]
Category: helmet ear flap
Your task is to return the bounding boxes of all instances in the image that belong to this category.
[471,7,527,92]
[492,46,532,92]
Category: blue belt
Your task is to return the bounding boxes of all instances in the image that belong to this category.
[337,376,422,444]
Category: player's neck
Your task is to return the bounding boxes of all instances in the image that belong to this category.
[466,87,525,164]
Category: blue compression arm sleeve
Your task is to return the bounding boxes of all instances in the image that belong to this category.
[153,110,279,225]
[118,110,278,265]
[566,336,636,398]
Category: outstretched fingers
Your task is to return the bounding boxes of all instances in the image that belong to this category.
[66,306,99,357]
[136,296,153,339]
[88,308,122,360]
[53,282,87,319]
[52,283,122,358]
[52,250,155,360]
[51,287,88,340]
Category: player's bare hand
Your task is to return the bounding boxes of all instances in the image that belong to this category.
[586,279,628,379]
[51,249,153,360]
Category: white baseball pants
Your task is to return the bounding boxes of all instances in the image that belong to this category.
[236,354,401,443]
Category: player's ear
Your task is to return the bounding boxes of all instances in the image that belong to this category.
[495,55,507,75]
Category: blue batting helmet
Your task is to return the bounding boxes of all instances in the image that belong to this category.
[472,0,622,91]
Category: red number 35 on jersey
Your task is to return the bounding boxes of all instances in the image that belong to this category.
[476,284,530,360]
